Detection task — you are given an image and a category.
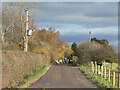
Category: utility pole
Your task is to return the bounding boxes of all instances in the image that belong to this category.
[89,31,91,42]
[24,8,29,52]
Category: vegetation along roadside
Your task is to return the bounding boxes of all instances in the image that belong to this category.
[79,65,118,88]
[16,65,51,88]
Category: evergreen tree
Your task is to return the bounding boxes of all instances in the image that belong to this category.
[91,37,109,45]
[71,42,77,56]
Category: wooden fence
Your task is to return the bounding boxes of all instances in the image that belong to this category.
[91,61,120,88]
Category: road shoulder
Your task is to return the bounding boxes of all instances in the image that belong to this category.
[16,65,51,88]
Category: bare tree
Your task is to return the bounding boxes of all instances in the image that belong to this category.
[2,2,37,50]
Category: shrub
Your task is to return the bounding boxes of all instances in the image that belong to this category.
[77,42,118,64]
[71,56,78,65]
[33,47,52,62]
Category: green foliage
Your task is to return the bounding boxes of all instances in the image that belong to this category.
[79,65,117,88]
[117,67,120,71]
[72,56,78,62]
[91,37,109,45]
[71,42,77,55]
[38,40,43,46]
[16,65,51,88]
[67,54,73,62]
[71,56,78,65]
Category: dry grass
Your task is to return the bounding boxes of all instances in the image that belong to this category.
[2,51,49,88]
[16,65,51,88]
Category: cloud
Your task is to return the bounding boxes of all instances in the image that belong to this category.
[58,24,118,46]
[60,32,118,46]
[53,14,117,27]
[38,21,118,46]
[55,24,118,36]
[35,2,117,28]
[29,2,118,46]
[38,22,118,35]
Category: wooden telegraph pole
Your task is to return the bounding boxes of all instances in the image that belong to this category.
[24,8,29,52]
[89,31,91,42]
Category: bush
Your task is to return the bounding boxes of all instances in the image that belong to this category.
[77,42,118,64]
[33,47,52,62]
[71,56,78,65]
[2,42,22,51]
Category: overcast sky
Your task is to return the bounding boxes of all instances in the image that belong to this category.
[2,2,118,46]
[32,2,118,46]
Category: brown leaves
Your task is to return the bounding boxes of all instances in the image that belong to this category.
[77,42,118,64]
[29,29,72,60]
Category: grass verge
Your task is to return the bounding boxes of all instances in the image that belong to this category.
[79,65,118,88]
[16,65,51,88]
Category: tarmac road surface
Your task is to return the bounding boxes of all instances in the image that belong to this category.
[30,65,95,88]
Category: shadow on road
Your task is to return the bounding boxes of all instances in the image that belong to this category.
[53,63,75,67]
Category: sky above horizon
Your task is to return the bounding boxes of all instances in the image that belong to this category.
[2,2,118,46]
[33,2,118,46]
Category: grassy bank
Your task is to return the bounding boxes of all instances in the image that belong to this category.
[2,51,49,88]
[16,65,51,88]
[79,65,118,88]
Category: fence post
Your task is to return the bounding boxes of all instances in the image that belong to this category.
[101,66,103,78]
[91,61,93,72]
[95,61,97,74]
[91,61,94,73]
[104,67,106,79]
[108,69,110,82]
[113,72,115,87]
[98,65,100,74]
[93,63,94,73]
[118,73,120,88]
[104,60,106,67]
